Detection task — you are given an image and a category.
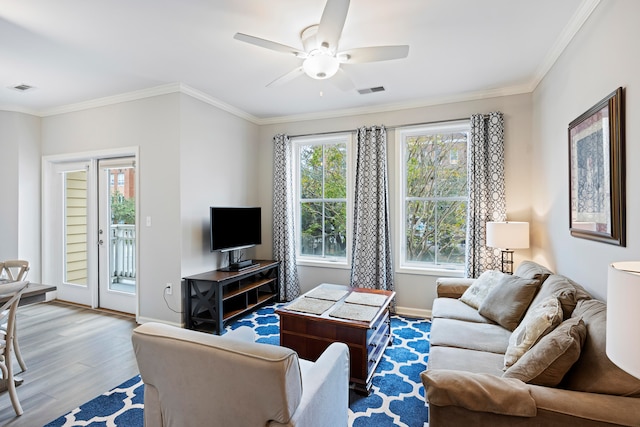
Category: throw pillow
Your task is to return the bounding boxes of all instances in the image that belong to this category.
[561,299,640,397]
[478,275,540,331]
[503,296,563,369]
[459,270,504,309]
[514,261,554,283]
[503,317,586,386]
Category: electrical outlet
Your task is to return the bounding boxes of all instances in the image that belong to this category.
[165,283,172,295]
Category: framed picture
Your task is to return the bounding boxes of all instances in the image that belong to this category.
[568,87,625,246]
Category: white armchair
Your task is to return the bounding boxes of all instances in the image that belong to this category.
[132,322,350,427]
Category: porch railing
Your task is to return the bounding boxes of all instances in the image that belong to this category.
[110,224,136,283]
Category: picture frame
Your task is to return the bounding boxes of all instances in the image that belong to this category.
[568,87,625,246]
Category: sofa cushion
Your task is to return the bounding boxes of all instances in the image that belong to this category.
[478,275,540,331]
[422,370,537,417]
[431,297,495,324]
[514,260,554,283]
[503,296,563,369]
[503,316,586,386]
[430,318,511,354]
[459,270,504,309]
[428,346,505,377]
[562,299,640,397]
[524,274,591,320]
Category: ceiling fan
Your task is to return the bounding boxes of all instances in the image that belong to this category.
[233,0,409,90]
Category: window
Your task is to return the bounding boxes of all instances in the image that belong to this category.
[294,134,351,262]
[398,121,470,271]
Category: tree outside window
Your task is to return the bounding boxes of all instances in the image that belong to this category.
[296,138,348,260]
[111,191,135,224]
[401,122,469,269]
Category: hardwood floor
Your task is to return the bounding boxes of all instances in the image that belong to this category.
[0,301,139,426]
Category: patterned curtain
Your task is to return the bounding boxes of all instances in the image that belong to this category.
[350,126,394,291]
[272,134,300,301]
[465,112,506,278]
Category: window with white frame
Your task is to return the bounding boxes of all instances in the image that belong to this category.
[398,121,470,270]
[293,134,351,262]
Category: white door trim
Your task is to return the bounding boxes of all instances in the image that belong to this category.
[42,146,140,319]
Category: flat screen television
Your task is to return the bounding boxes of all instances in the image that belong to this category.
[210,207,261,270]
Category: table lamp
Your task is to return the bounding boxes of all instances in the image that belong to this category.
[486,221,529,274]
[606,261,640,379]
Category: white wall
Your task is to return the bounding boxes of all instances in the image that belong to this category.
[40,93,259,324]
[42,94,183,323]
[531,0,640,301]
[177,94,261,309]
[0,111,41,280]
[257,93,533,315]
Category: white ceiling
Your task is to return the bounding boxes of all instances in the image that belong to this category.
[0,0,599,122]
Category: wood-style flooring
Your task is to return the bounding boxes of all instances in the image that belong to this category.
[0,301,139,426]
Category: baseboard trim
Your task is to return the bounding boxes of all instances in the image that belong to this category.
[396,306,432,319]
[137,316,183,328]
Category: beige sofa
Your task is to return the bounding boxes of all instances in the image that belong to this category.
[132,322,350,427]
[421,261,640,426]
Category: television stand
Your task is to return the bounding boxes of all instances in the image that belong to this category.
[183,260,280,334]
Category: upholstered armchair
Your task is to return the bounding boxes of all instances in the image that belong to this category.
[132,323,350,427]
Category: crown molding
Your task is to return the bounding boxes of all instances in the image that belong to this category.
[0,106,41,116]
[178,84,259,124]
[34,82,264,124]
[39,83,183,117]
[2,79,545,125]
[254,83,534,125]
[528,0,601,92]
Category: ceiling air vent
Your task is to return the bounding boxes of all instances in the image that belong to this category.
[11,84,35,92]
[358,86,385,95]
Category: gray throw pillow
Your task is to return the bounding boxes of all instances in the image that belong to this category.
[503,317,586,386]
[514,261,554,282]
[478,275,540,331]
[562,299,640,397]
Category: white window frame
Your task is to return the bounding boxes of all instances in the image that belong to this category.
[292,133,353,269]
[395,120,470,276]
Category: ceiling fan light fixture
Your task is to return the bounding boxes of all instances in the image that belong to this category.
[303,52,339,79]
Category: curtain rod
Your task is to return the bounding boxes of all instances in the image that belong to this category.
[287,114,491,139]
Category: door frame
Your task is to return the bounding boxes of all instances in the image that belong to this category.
[42,147,140,318]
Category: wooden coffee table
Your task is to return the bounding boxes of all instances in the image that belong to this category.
[276,283,395,394]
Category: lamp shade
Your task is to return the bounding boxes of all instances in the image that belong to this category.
[486,221,529,249]
[606,261,640,379]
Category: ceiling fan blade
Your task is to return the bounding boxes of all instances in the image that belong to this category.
[330,68,355,91]
[338,45,409,64]
[316,0,350,52]
[234,33,306,57]
[266,67,305,87]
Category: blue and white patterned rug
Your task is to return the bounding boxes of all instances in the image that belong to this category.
[45,304,430,427]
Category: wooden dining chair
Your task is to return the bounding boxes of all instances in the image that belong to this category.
[0,281,28,416]
[0,261,29,282]
[0,260,29,372]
